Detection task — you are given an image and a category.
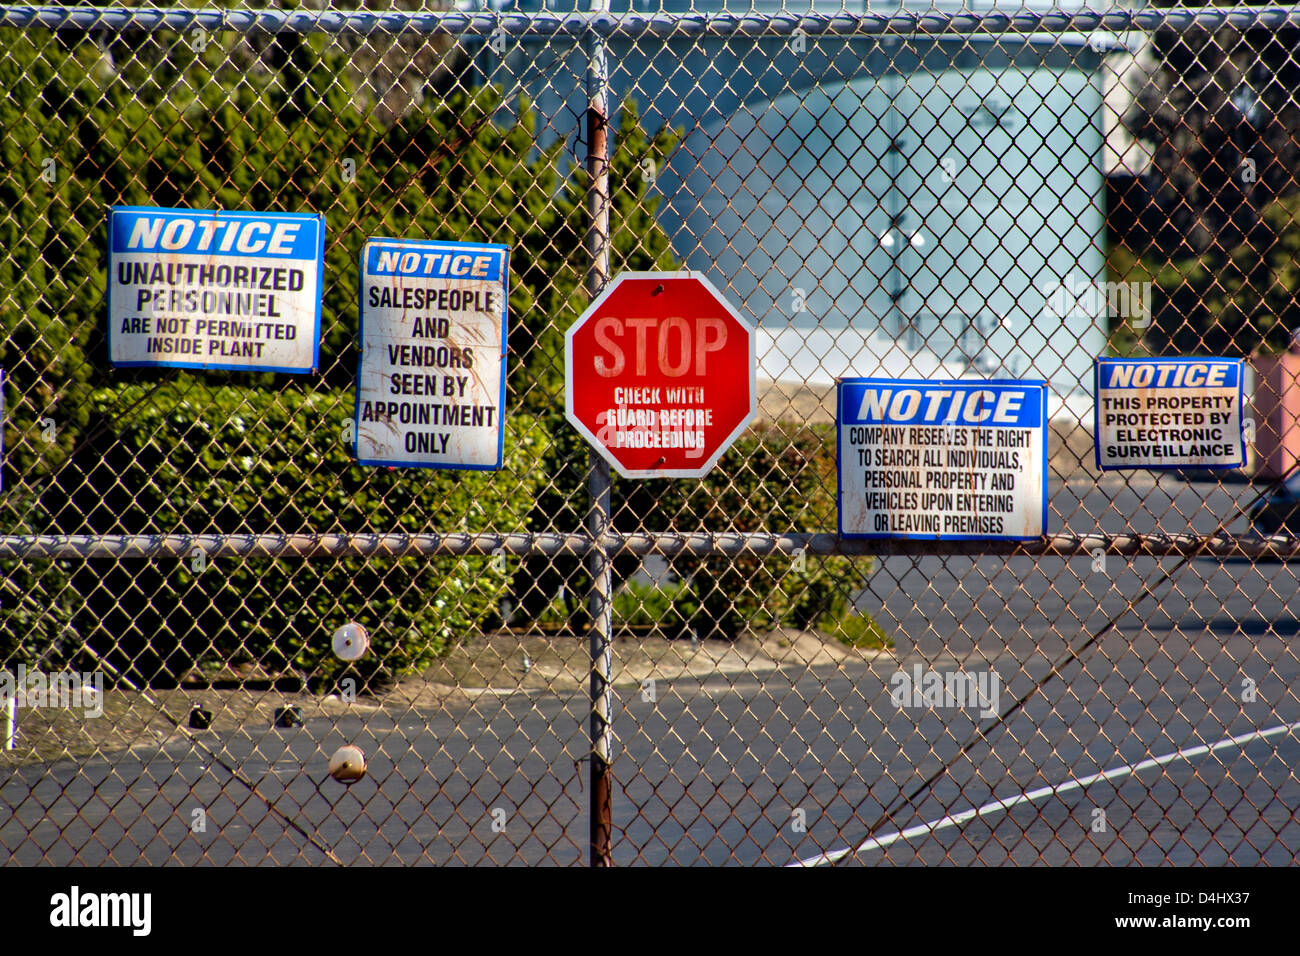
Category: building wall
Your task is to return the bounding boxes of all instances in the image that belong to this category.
[473,2,1116,414]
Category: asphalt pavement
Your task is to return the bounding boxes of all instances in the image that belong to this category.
[2,476,1297,865]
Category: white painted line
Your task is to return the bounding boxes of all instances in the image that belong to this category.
[791,720,1300,867]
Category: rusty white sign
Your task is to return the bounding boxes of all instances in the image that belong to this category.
[837,378,1048,541]
[354,239,507,470]
[108,206,324,373]
[1094,358,1245,470]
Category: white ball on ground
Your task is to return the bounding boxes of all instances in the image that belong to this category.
[329,745,367,784]
[332,622,369,661]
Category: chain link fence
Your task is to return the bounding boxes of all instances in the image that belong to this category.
[1,2,1299,866]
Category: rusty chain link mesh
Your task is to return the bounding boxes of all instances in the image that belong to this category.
[1,2,1299,866]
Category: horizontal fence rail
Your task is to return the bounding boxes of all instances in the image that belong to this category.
[4,5,1300,37]
[5,531,1300,559]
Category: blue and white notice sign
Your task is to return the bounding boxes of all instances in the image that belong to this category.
[1095,358,1245,470]
[354,239,508,470]
[838,378,1048,540]
[108,206,324,373]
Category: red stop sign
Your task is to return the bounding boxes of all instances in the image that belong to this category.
[566,272,756,479]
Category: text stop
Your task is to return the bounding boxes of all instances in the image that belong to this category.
[591,315,728,378]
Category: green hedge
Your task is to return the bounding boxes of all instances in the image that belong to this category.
[56,382,549,689]
[0,498,77,669]
[517,420,872,640]
[644,422,870,638]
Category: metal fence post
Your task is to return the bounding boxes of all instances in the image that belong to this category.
[584,3,614,868]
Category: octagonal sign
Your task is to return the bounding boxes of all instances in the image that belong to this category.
[566,271,756,479]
